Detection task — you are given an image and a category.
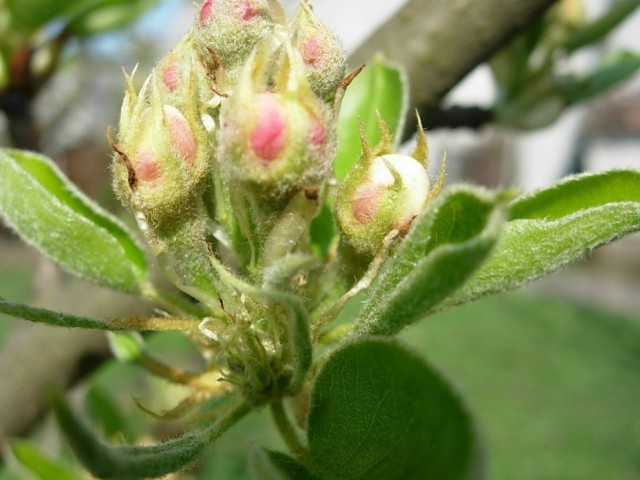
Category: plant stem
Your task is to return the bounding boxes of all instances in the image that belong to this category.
[270,399,311,464]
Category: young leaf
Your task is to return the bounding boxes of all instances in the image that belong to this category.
[10,440,83,480]
[441,169,640,309]
[565,0,640,52]
[0,149,147,292]
[51,390,250,480]
[555,50,640,104]
[354,186,508,337]
[334,56,407,180]
[308,338,477,480]
[249,447,320,480]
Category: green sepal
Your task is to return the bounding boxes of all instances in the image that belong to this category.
[51,390,250,480]
[0,149,147,292]
[441,169,640,309]
[334,55,407,180]
[307,338,478,480]
[353,186,508,336]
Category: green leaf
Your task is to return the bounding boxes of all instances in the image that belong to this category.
[308,338,477,480]
[0,297,196,331]
[334,56,407,180]
[310,203,335,257]
[566,0,640,52]
[10,440,83,480]
[555,50,640,104]
[0,149,147,292]
[108,331,145,361]
[354,186,508,336]
[67,0,159,37]
[5,0,85,29]
[441,169,640,309]
[249,447,320,480]
[51,390,250,480]
[85,386,128,439]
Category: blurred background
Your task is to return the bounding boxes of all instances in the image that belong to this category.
[0,0,639,479]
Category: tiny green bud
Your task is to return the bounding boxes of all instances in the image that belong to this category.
[290,0,346,102]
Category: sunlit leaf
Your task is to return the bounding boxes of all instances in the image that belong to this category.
[441,169,640,309]
[0,149,147,292]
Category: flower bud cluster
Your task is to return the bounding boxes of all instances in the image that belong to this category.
[112,0,346,231]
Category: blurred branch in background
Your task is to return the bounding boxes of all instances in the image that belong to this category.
[350,0,560,134]
[350,0,640,135]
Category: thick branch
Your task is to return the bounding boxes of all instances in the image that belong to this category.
[350,0,559,132]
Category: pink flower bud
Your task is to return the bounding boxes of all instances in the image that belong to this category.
[163,105,198,164]
[290,2,346,102]
[112,69,211,228]
[219,90,334,190]
[249,94,288,162]
[134,149,161,183]
[193,0,276,81]
[336,153,431,256]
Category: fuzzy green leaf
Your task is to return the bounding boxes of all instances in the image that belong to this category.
[52,391,250,480]
[0,149,147,292]
[249,447,320,480]
[334,56,407,180]
[556,50,640,104]
[10,441,83,480]
[566,0,640,52]
[441,169,640,309]
[308,338,477,480]
[354,186,508,336]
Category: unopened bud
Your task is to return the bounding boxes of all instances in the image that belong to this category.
[290,1,346,102]
[218,42,335,192]
[112,71,211,228]
[193,0,277,82]
[335,118,444,256]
